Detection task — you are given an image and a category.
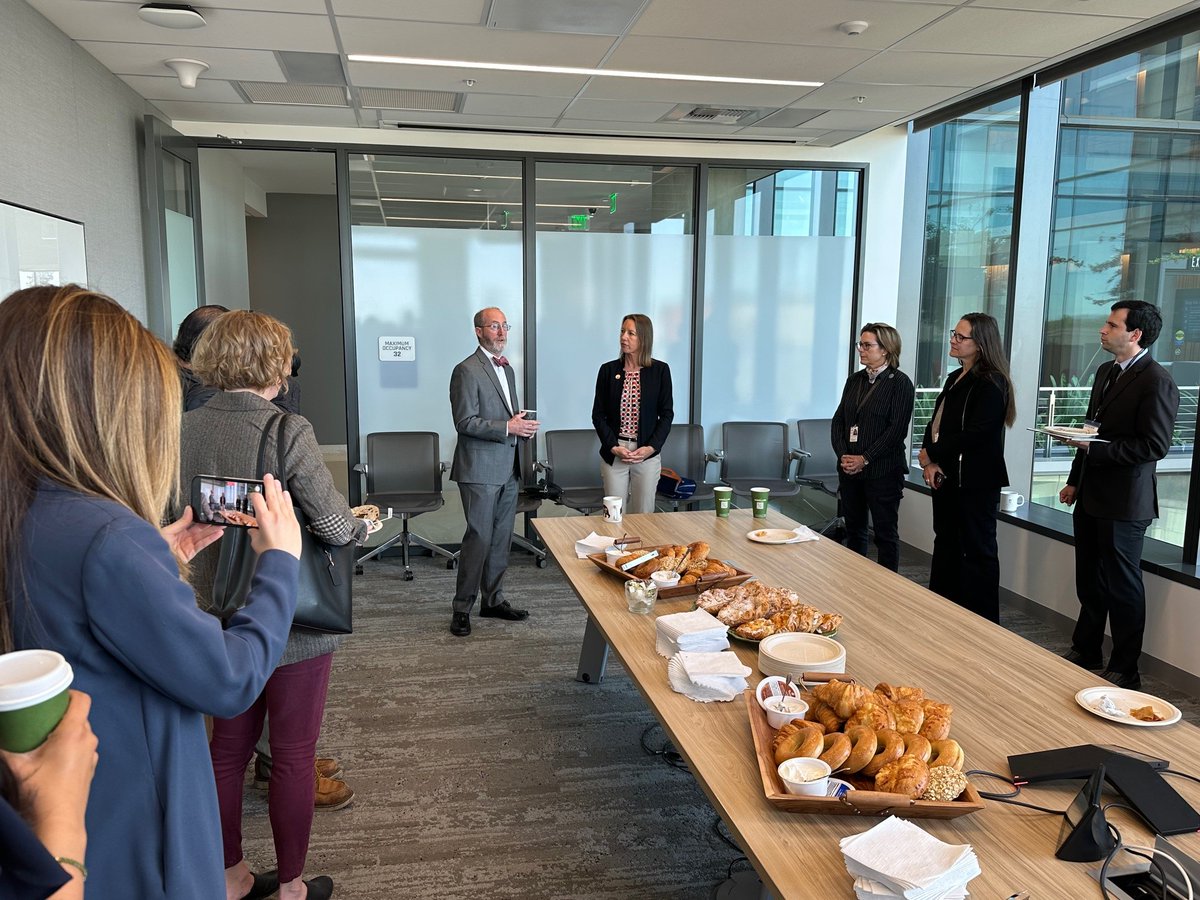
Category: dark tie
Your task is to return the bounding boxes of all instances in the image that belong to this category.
[1101,363,1121,398]
[492,356,509,367]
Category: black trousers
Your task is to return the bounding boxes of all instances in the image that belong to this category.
[839,472,904,571]
[1071,506,1150,675]
[928,482,1001,623]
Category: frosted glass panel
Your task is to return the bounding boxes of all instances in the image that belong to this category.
[0,201,86,295]
[536,232,693,431]
[701,235,855,446]
[165,207,198,331]
[352,225,524,459]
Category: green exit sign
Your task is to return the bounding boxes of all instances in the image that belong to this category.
[568,214,590,231]
[609,192,618,214]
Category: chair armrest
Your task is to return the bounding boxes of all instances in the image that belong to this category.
[792,448,812,459]
[704,449,724,463]
[786,448,805,482]
[534,459,547,474]
[439,461,449,473]
[353,462,368,474]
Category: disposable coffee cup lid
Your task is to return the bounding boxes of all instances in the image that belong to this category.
[0,650,73,711]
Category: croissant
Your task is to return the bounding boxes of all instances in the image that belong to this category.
[812,680,872,720]
[733,618,776,640]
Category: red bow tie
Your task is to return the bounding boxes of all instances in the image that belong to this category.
[492,356,509,367]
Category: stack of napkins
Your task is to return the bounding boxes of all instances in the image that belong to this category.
[666,650,751,702]
[655,609,729,658]
[840,817,980,899]
[574,532,617,559]
[789,524,821,543]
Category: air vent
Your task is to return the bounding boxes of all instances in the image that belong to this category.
[659,104,773,126]
[359,87,459,112]
[236,82,348,106]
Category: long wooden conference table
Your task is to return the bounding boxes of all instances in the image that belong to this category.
[534,508,1200,899]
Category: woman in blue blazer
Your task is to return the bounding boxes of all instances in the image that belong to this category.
[0,286,301,900]
[591,314,674,514]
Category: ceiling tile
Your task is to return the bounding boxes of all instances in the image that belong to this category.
[461,93,571,117]
[331,0,487,24]
[841,50,1041,86]
[806,130,874,146]
[792,82,966,111]
[577,77,811,108]
[92,0,329,10]
[734,125,833,139]
[347,61,589,97]
[336,17,615,66]
[894,7,1140,55]
[802,109,905,129]
[80,41,287,81]
[28,1,338,52]
[632,0,959,50]
[154,100,361,126]
[562,98,680,123]
[971,0,1183,15]
[118,74,245,103]
[603,35,875,83]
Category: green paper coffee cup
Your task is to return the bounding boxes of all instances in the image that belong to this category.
[713,486,733,518]
[751,486,770,519]
[0,650,73,752]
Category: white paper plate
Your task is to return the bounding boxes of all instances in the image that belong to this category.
[1075,687,1182,726]
[366,519,384,535]
[747,528,803,544]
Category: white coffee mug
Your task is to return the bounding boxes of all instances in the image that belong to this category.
[1000,490,1026,512]
[602,495,623,524]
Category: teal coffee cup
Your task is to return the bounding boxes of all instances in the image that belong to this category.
[0,650,73,752]
[751,486,770,518]
[713,486,733,518]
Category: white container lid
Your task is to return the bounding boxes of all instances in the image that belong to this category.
[0,650,73,711]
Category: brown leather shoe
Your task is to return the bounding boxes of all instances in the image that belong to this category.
[316,757,344,780]
[315,774,355,811]
[254,756,343,790]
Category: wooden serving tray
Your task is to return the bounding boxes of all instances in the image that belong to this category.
[746,692,985,819]
[586,552,753,599]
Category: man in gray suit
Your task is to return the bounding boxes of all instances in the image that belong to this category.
[449,307,539,636]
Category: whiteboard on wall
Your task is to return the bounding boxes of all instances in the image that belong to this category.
[0,200,87,297]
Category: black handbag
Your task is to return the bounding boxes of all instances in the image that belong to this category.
[210,413,354,634]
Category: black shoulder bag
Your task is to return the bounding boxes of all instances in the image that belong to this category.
[210,413,354,634]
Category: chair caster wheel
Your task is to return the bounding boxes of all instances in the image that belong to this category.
[446,559,458,570]
[355,565,364,576]
[536,557,548,568]
[404,571,414,581]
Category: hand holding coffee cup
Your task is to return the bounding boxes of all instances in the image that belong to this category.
[0,650,74,752]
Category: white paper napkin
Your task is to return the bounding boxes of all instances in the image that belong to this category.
[575,531,616,559]
[655,610,730,657]
[787,525,821,543]
[840,817,979,900]
[656,634,729,659]
[656,608,725,638]
[677,650,752,680]
[666,656,746,702]
[853,878,967,900]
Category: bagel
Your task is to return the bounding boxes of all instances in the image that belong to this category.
[875,756,930,799]
[860,729,904,777]
[772,721,824,765]
[842,726,879,774]
[900,733,932,762]
[818,732,852,771]
[929,739,965,771]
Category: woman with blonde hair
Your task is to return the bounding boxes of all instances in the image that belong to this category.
[182,309,367,900]
[0,285,301,900]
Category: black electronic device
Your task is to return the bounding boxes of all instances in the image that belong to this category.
[1094,745,1170,770]
[191,475,263,529]
[1056,764,1116,861]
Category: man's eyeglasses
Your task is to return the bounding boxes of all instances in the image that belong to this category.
[481,322,512,333]
[855,341,879,350]
[949,331,975,344]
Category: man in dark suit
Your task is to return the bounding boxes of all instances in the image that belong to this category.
[448,307,539,637]
[1059,300,1179,690]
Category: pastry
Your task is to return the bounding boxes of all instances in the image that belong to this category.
[875,756,930,798]
[891,700,925,735]
[922,766,969,802]
[351,504,380,521]
[846,702,895,732]
[806,699,842,733]
[812,680,871,720]
[733,618,776,641]
[919,713,952,741]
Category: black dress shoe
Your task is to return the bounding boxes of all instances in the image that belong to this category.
[450,612,471,636]
[303,875,334,900]
[240,870,279,900]
[1101,670,1142,691]
[478,601,529,621]
[1062,648,1103,670]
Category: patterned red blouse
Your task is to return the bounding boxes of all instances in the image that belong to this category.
[619,369,641,440]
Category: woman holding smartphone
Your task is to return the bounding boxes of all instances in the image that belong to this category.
[181,310,367,900]
[591,314,674,515]
[0,285,301,900]
[919,312,1015,623]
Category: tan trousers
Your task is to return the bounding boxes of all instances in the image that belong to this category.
[600,439,662,515]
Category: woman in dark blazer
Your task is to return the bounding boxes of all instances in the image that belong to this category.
[919,312,1016,622]
[831,323,915,572]
[591,314,674,514]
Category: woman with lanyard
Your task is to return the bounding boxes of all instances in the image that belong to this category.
[831,323,915,571]
[919,312,1016,623]
[591,313,674,515]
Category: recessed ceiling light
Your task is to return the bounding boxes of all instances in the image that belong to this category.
[138,3,207,29]
[348,54,822,88]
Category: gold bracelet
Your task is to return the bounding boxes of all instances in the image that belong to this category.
[55,856,87,882]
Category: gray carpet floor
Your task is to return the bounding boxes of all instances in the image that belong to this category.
[237,539,1200,899]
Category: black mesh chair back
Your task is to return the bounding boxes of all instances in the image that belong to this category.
[796,418,840,496]
[719,421,801,498]
[657,423,716,508]
[513,437,548,566]
[544,429,606,513]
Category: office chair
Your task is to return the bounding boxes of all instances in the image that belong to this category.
[655,423,720,511]
[719,422,804,501]
[353,431,459,581]
[513,436,548,567]
[543,429,606,514]
[795,418,845,536]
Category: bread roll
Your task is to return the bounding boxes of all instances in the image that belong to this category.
[875,756,930,798]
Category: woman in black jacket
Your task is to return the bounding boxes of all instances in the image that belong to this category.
[919,312,1015,622]
[591,314,674,514]
[831,323,915,572]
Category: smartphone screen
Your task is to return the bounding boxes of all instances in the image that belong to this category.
[191,475,264,528]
